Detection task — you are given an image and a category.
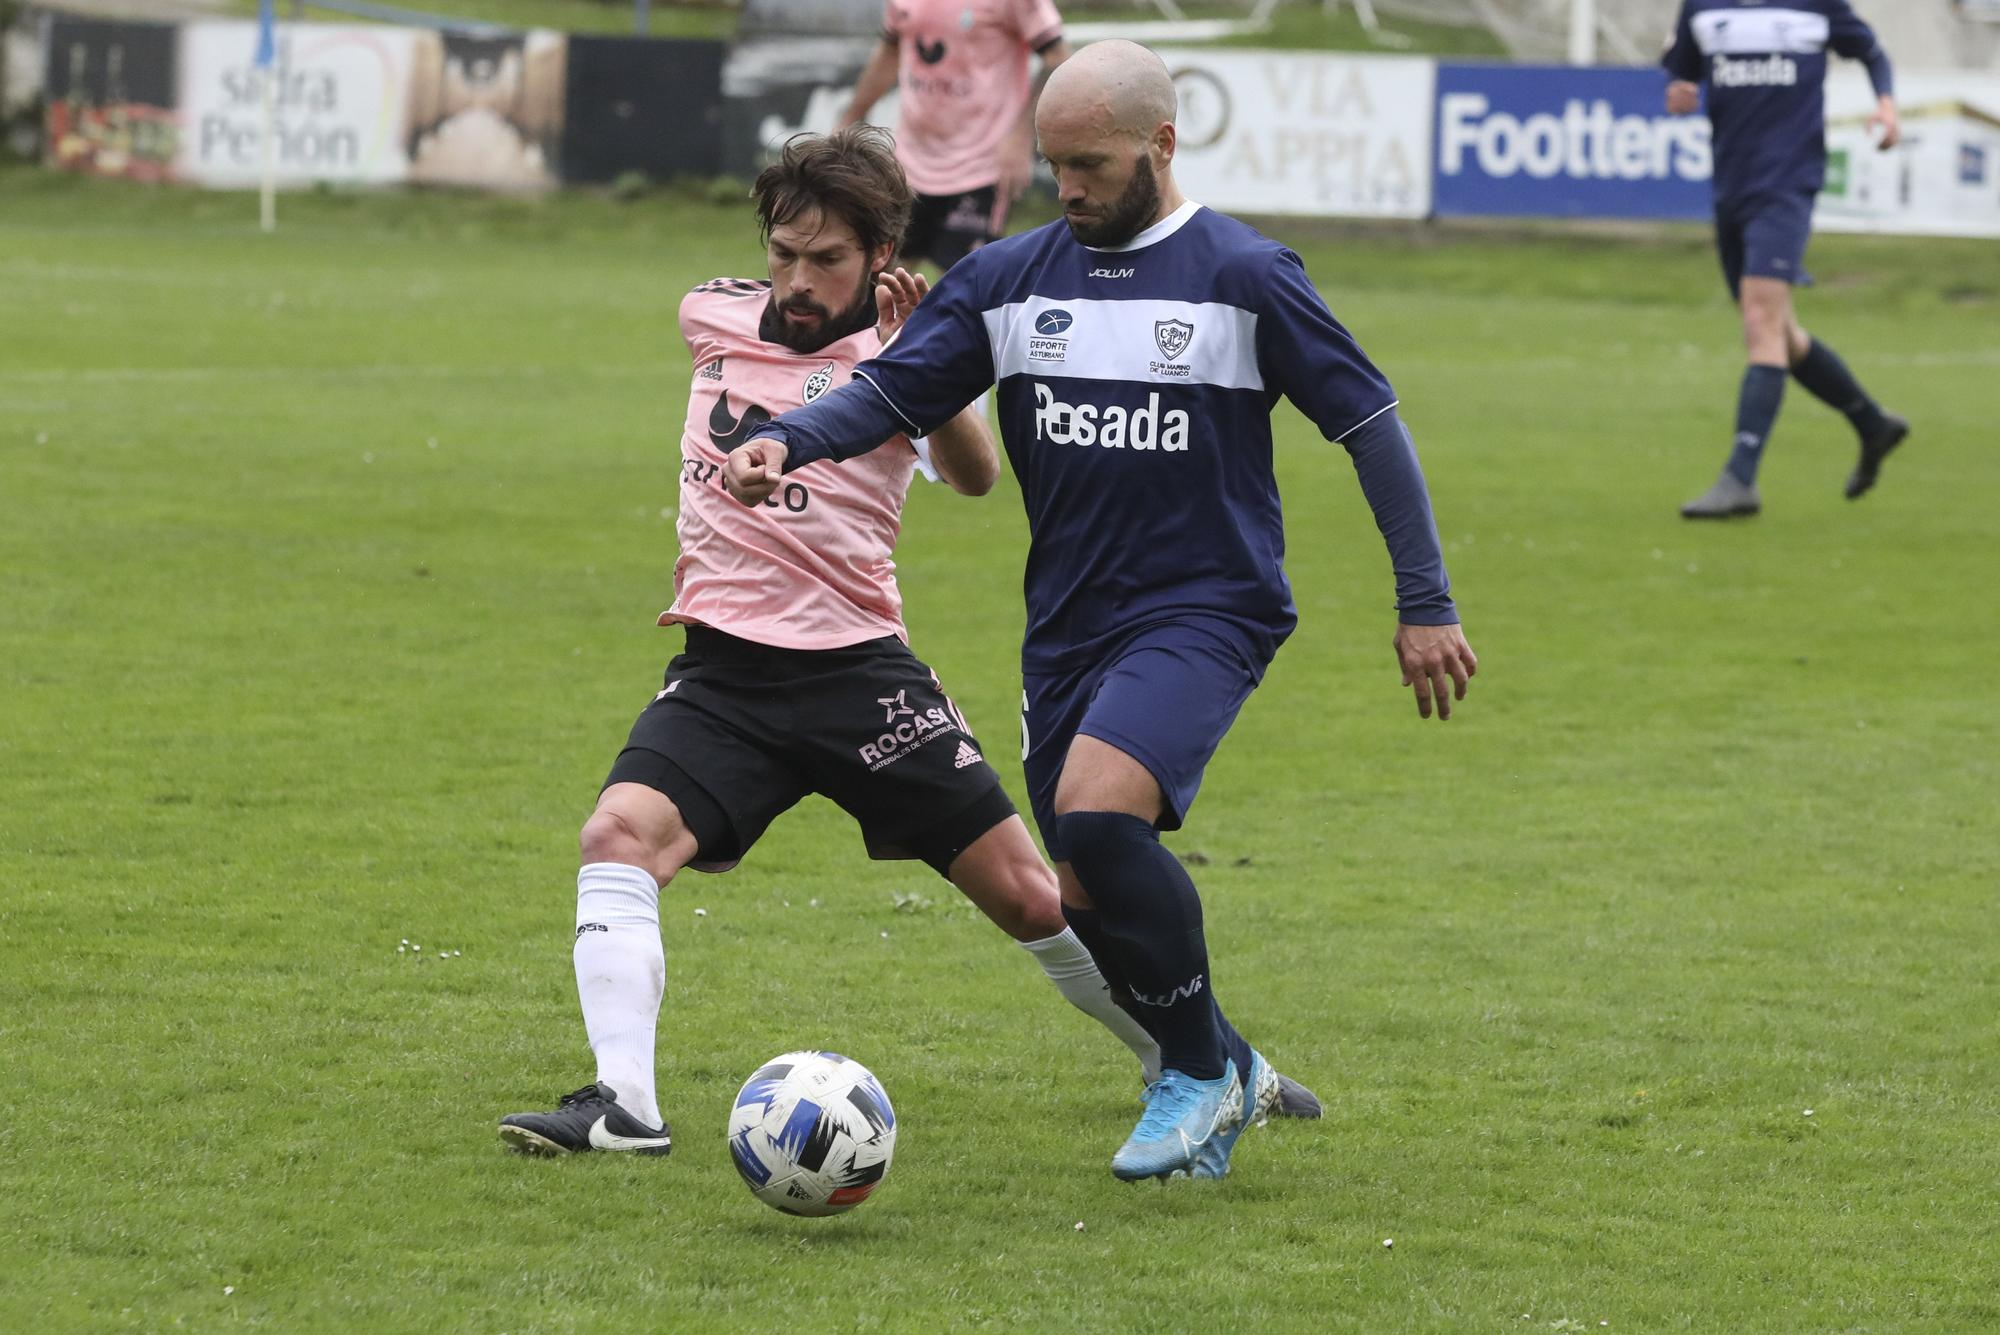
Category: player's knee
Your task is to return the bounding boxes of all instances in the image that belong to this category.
[998,859,1067,939]
[1786,322,1812,364]
[579,808,680,885]
[983,887,1064,943]
[1054,810,1154,882]
[1740,289,1787,335]
[946,826,1065,940]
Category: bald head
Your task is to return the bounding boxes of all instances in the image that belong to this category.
[1038,40,1177,144]
[1037,40,1185,248]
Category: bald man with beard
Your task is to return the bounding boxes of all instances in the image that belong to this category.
[724,41,1475,1182]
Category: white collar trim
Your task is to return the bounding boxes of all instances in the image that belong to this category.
[1082,199,1202,253]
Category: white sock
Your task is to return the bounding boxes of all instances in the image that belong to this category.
[573,862,665,1128]
[1021,927,1162,1084]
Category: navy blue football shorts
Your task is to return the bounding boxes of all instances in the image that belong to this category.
[1715,189,1816,301]
[1021,618,1266,863]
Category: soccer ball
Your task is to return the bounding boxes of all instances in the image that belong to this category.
[727,1050,896,1217]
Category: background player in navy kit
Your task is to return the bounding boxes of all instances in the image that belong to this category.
[1667,0,1910,519]
[722,41,1476,1182]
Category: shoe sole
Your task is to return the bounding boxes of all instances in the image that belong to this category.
[1680,505,1760,520]
[1112,1165,1195,1182]
[499,1124,574,1156]
[1846,419,1909,500]
[1112,1152,1200,1182]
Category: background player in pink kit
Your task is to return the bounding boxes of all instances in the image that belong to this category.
[840,0,1071,270]
[497,127,1171,1157]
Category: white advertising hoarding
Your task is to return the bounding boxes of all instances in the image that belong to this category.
[1154,50,1435,220]
[1819,67,2000,238]
[178,22,418,187]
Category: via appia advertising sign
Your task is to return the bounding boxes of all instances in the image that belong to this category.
[177,22,418,186]
[1158,50,1435,220]
[1433,63,1713,221]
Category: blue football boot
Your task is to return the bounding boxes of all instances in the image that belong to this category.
[1111,1060,1243,1182]
[1192,1049,1273,1179]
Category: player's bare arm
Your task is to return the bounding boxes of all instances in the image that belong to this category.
[1666,80,1699,116]
[922,409,1000,496]
[838,37,900,129]
[1393,622,1478,722]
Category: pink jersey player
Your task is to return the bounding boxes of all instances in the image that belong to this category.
[498,130,1206,1164]
[663,276,920,650]
[842,0,1071,270]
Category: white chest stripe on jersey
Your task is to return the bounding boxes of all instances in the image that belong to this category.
[982,297,1263,391]
[1691,8,1830,57]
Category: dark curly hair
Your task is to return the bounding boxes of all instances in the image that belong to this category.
[753,126,914,258]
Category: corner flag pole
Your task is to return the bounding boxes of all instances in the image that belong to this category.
[256,0,277,232]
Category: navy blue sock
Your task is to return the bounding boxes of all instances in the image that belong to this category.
[1726,365,1789,486]
[1212,1008,1254,1086]
[1056,811,1226,1080]
[1791,338,1886,437]
[1064,901,1253,1079]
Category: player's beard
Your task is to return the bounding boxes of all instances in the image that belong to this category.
[760,272,877,354]
[1063,154,1163,249]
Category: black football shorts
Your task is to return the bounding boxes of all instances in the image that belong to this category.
[901,185,1006,271]
[603,626,1016,877]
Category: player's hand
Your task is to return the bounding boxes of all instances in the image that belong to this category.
[1665,80,1700,116]
[1869,96,1900,151]
[723,439,787,506]
[874,266,929,347]
[1394,622,1477,722]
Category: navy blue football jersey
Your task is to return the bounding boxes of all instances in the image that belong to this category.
[769,202,1453,671]
[1663,1,1893,204]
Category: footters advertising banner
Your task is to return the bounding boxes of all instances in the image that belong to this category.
[1433,63,1712,221]
[1158,50,1434,219]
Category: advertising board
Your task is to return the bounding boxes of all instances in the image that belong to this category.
[1819,68,2000,238]
[405,29,567,191]
[1433,62,1713,221]
[1157,50,1435,220]
[177,21,418,187]
[560,37,726,183]
[44,18,179,182]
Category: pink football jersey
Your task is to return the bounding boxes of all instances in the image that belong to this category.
[662,279,918,649]
[882,0,1064,197]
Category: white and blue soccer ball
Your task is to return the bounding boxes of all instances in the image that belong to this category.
[727,1050,896,1217]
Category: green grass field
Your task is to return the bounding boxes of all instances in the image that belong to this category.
[3,170,1996,1332]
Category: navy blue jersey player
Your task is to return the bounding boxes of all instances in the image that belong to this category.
[1666,0,1910,518]
[722,41,1477,1182]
